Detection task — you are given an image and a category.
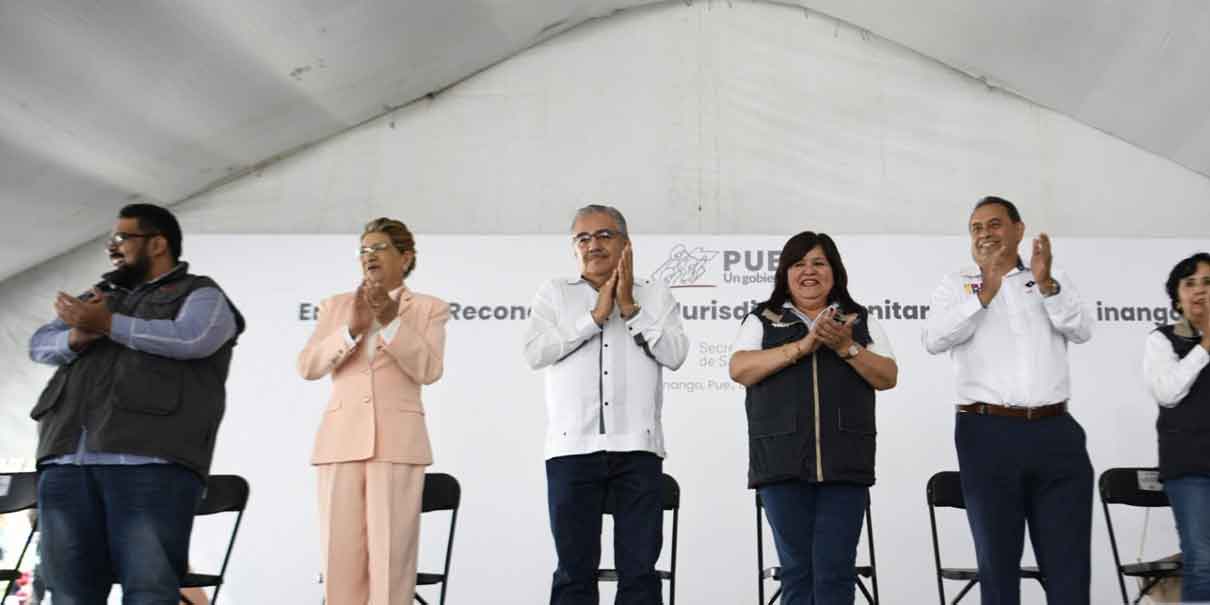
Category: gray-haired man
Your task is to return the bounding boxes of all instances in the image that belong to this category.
[524,205,689,604]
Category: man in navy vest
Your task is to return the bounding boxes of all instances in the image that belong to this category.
[29,204,244,604]
[923,197,1094,605]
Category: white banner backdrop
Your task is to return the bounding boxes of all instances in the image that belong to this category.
[21,233,1209,604]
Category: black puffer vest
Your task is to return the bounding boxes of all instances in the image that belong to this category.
[744,303,876,488]
[1155,322,1210,481]
[31,263,245,477]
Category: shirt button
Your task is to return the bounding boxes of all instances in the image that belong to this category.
[604,401,610,406]
[362,396,371,403]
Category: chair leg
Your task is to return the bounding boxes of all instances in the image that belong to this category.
[1133,576,1163,605]
[769,585,782,605]
[180,593,194,605]
[415,593,429,605]
[856,577,875,604]
[951,579,977,605]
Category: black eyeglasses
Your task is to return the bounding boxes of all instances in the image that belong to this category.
[106,232,158,248]
[572,229,622,247]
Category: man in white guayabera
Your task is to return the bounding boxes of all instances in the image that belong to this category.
[524,204,688,605]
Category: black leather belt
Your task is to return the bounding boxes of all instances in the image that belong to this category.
[956,401,1068,420]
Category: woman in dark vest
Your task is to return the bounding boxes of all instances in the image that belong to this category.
[729,231,898,605]
[1144,251,1210,603]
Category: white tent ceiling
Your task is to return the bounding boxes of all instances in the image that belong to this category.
[2,0,1207,283]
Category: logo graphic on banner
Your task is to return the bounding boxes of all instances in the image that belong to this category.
[650,244,719,288]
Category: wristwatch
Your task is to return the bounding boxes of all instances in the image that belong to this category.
[841,343,862,360]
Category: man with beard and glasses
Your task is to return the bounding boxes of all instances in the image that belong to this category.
[27,203,244,605]
[524,204,688,605]
[922,196,1094,605]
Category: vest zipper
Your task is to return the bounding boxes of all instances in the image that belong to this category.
[812,354,824,482]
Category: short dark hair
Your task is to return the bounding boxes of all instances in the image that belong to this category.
[118,203,182,262]
[972,196,1022,223]
[1165,252,1210,314]
[763,231,865,320]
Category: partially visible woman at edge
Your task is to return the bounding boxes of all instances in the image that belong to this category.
[729,231,898,605]
[298,218,450,605]
[1143,252,1210,604]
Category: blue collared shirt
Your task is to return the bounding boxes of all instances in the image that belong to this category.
[29,266,238,465]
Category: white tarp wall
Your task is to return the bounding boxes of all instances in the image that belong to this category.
[2,2,1208,603]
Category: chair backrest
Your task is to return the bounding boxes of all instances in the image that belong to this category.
[1099,467,1170,508]
[190,474,249,604]
[422,473,461,513]
[196,475,250,515]
[603,473,679,514]
[0,472,38,515]
[927,471,965,510]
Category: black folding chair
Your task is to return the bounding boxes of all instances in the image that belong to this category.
[179,474,250,605]
[1099,467,1182,605]
[416,472,460,605]
[0,472,38,599]
[597,473,680,605]
[927,471,1045,605]
[755,491,879,604]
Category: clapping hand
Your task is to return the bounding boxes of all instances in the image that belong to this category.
[1031,232,1056,293]
[55,288,112,335]
[350,281,374,338]
[591,269,618,327]
[815,306,856,354]
[615,242,638,318]
[364,279,400,326]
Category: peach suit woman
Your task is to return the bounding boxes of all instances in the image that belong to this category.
[298,286,450,605]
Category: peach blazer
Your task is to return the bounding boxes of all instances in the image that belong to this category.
[298,287,450,465]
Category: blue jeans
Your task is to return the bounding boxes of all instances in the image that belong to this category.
[1165,474,1210,602]
[758,480,868,605]
[546,451,664,605]
[955,413,1093,605]
[38,464,204,605]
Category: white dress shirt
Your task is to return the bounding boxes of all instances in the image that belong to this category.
[922,263,1093,407]
[732,301,896,359]
[524,276,689,460]
[1143,320,1210,407]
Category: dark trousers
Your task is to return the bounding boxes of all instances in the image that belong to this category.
[38,464,204,605]
[955,412,1093,605]
[546,451,664,605]
[758,481,868,605]
[1165,474,1210,602]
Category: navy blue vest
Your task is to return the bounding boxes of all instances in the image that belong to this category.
[743,303,877,488]
[1155,323,1210,481]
